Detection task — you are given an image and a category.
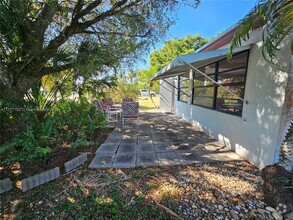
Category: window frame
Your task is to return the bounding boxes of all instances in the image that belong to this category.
[191,50,250,116]
[178,74,189,103]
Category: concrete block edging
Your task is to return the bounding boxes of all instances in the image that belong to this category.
[0,178,13,194]
[1,152,88,194]
[21,167,60,192]
[64,153,88,173]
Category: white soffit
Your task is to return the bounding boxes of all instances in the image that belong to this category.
[151,45,251,81]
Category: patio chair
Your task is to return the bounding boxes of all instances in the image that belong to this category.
[108,98,114,106]
[96,99,119,121]
[122,97,133,102]
[101,98,107,106]
[107,98,121,111]
[121,102,139,127]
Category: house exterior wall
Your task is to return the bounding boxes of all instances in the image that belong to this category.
[170,28,292,169]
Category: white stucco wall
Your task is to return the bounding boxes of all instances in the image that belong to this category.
[172,28,292,169]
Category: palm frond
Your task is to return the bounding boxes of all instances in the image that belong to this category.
[0,0,24,60]
[229,0,293,61]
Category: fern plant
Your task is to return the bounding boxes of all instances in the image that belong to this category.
[52,98,106,149]
[0,121,53,164]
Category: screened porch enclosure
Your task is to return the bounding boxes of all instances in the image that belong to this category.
[152,46,250,117]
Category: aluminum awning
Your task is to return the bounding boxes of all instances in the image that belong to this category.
[151,46,251,81]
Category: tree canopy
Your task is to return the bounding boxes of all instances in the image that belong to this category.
[150,35,209,72]
[0,0,200,100]
[135,34,208,91]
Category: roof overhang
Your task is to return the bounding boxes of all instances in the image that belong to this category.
[151,46,251,81]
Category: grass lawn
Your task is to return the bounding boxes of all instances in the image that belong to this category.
[139,95,160,111]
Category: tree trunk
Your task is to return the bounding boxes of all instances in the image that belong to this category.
[0,65,40,100]
[0,65,41,145]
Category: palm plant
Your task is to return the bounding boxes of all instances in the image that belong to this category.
[229,0,293,61]
[25,73,70,122]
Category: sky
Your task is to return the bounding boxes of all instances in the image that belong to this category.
[136,0,257,69]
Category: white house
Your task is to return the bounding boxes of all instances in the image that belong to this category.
[152,23,292,169]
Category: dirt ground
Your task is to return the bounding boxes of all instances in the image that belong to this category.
[1,160,270,220]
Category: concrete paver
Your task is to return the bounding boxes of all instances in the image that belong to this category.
[157,152,181,166]
[138,138,153,145]
[113,154,136,168]
[105,137,121,144]
[137,144,155,153]
[176,151,203,165]
[117,143,137,154]
[95,143,119,154]
[89,112,247,168]
[136,153,159,167]
[154,143,174,152]
[172,143,191,151]
[89,153,115,168]
[206,151,246,162]
[120,139,137,145]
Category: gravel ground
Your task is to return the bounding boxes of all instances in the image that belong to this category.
[169,162,284,220]
[1,161,289,219]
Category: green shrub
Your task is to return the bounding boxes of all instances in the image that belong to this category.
[0,117,54,164]
[0,96,107,163]
[53,98,106,148]
[0,81,58,163]
[0,98,27,145]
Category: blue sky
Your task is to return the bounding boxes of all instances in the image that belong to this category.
[137,0,256,69]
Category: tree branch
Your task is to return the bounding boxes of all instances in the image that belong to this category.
[81,29,151,38]
[72,0,85,24]
[76,0,102,19]
[34,1,57,48]
[40,63,74,76]
[44,0,140,61]
[79,0,136,28]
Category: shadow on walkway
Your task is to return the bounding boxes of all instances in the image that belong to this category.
[89,112,245,168]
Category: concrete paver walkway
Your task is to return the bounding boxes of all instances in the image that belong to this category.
[89,112,245,168]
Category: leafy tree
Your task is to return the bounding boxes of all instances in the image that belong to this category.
[137,67,158,90]
[0,0,200,101]
[136,34,208,91]
[111,76,138,103]
[75,75,117,99]
[150,35,209,71]
[229,0,292,61]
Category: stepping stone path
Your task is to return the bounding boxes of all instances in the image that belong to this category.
[89,112,245,168]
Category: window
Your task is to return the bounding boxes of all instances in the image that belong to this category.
[192,63,216,108]
[192,50,249,116]
[178,73,189,102]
